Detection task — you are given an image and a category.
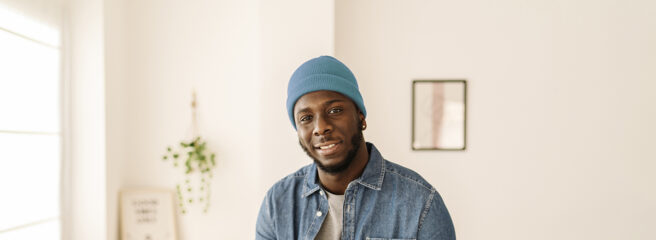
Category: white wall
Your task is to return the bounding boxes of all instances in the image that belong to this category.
[104,0,262,239]
[335,0,656,239]
[67,0,107,239]
[103,1,126,240]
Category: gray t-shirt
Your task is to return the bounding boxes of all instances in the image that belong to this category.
[315,190,345,240]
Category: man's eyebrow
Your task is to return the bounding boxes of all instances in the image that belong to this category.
[296,107,311,116]
[295,99,346,116]
[323,99,346,107]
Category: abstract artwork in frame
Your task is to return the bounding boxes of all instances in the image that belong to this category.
[412,80,467,151]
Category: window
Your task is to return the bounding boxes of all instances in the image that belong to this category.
[0,3,62,239]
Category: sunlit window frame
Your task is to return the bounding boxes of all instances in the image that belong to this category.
[0,4,68,239]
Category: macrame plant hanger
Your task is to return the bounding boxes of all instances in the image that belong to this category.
[187,89,213,214]
[163,89,216,214]
[190,89,199,139]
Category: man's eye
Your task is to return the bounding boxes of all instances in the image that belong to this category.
[328,108,343,114]
[300,115,312,122]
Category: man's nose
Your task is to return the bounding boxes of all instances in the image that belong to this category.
[313,116,332,136]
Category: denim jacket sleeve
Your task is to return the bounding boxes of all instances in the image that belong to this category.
[256,190,276,240]
[417,189,456,240]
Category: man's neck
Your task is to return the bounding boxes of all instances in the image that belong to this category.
[317,142,369,195]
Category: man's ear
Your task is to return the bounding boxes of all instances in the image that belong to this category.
[358,111,366,130]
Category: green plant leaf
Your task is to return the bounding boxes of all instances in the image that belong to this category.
[185,158,192,171]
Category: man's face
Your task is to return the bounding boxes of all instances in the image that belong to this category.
[294,91,365,174]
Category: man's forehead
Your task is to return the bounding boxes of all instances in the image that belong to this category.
[300,90,348,101]
[294,91,351,112]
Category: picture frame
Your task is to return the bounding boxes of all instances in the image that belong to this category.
[120,188,178,240]
[412,80,467,151]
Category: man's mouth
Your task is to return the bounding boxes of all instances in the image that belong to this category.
[319,143,336,149]
[314,141,342,156]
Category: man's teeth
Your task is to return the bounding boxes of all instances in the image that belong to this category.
[319,144,336,149]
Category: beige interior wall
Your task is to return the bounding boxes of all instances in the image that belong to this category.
[67,0,107,239]
[335,0,656,239]
[103,0,126,240]
[103,0,262,239]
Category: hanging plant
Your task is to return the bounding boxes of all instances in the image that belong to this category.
[162,91,216,214]
[163,137,216,214]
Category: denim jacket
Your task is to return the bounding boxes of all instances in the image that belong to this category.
[256,143,455,240]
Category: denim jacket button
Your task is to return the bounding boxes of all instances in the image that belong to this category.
[316,211,322,217]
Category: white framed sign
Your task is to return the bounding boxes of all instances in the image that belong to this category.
[120,189,178,240]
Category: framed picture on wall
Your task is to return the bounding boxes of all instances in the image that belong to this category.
[412,80,467,151]
[120,189,178,240]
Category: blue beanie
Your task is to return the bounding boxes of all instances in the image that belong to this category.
[286,56,366,129]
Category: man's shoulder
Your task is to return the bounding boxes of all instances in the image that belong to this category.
[366,142,436,194]
[383,159,435,193]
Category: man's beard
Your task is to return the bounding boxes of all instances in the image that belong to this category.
[299,123,364,174]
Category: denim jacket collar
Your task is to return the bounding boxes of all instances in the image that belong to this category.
[302,142,385,197]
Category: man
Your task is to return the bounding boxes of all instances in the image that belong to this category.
[256,56,455,240]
